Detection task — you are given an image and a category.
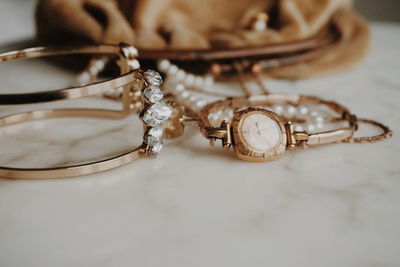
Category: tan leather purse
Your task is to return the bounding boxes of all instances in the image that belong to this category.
[36,0,369,78]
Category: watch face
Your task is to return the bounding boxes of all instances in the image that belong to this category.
[232,107,287,162]
[240,113,282,153]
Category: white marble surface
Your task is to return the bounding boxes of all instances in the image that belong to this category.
[0,2,399,267]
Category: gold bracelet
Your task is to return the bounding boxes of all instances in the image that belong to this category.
[0,43,140,105]
[195,94,392,162]
[0,44,173,179]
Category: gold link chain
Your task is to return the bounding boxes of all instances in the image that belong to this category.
[343,118,393,144]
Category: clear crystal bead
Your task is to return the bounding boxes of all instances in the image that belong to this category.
[148,126,163,138]
[146,135,161,146]
[143,102,173,126]
[146,126,163,145]
[144,70,163,86]
[143,85,163,103]
[149,141,163,158]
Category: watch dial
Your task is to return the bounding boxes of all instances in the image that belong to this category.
[240,113,282,153]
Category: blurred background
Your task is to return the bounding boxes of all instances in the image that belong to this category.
[0,0,399,45]
[355,0,400,22]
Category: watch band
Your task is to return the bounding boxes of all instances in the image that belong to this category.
[246,94,356,148]
[198,94,390,152]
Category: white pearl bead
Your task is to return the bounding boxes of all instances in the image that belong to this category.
[254,20,267,31]
[94,60,105,71]
[78,72,90,85]
[185,74,195,87]
[215,110,223,119]
[208,115,215,125]
[315,122,324,129]
[273,105,284,115]
[158,60,170,72]
[89,65,99,75]
[194,77,204,88]
[127,59,140,70]
[204,75,214,87]
[286,105,297,117]
[294,125,304,132]
[167,64,179,75]
[188,95,197,103]
[179,91,190,99]
[310,111,320,118]
[174,83,185,93]
[306,124,316,132]
[298,105,309,115]
[210,113,221,123]
[175,70,186,81]
[196,99,207,109]
[314,115,324,122]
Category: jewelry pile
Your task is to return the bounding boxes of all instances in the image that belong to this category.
[0,44,392,178]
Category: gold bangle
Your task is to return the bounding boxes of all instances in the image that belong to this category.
[0,43,140,105]
[197,94,392,162]
[0,44,173,179]
[0,69,172,179]
[0,108,144,179]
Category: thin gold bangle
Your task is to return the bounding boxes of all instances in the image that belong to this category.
[0,44,172,179]
[0,68,172,179]
[0,108,145,179]
[0,44,139,104]
[0,68,142,179]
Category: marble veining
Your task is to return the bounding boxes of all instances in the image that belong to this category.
[0,3,399,266]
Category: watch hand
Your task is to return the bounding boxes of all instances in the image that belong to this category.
[261,135,273,146]
[259,126,274,132]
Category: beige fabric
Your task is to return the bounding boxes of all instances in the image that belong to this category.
[35,0,370,78]
[269,8,370,78]
[36,0,135,44]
